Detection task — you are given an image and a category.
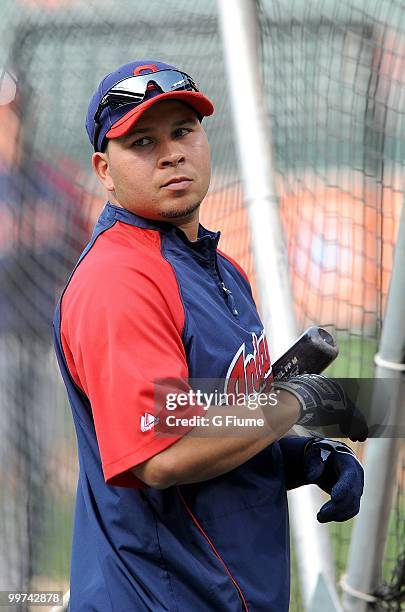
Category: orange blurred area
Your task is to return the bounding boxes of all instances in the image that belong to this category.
[279,174,402,330]
[202,175,402,331]
[0,105,21,170]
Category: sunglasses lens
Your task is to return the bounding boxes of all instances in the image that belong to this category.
[109,70,196,101]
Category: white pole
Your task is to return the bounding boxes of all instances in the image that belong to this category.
[216,0,295,354]
[216,1,338,609]
[342,204,405,612]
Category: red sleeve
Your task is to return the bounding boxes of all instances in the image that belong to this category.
[60,231,192,488]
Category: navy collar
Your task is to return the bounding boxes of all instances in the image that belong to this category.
[176,223,221,251]
[103,202,172,232]
[102,201,221,249]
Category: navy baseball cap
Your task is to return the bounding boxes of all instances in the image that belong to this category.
[86,59,214,152]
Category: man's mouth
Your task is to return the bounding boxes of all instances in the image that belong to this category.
[162,177,193,191]
[162,176,192,187]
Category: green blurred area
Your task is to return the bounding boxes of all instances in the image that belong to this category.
[326,336,378,378]
[35,495,74,583]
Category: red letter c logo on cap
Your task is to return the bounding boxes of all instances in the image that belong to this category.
[133,64,158,75]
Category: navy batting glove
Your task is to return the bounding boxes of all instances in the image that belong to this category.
[303,438,364,523]
[274,374,368,442]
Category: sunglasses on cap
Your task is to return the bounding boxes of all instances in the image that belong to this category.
[93,69,199,150]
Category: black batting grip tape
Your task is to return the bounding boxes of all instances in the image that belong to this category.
[272,326,339,381]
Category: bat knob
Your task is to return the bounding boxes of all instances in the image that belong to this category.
[315,327,336,347]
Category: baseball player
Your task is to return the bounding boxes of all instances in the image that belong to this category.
[53,60,366,611]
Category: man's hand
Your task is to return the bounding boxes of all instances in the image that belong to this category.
[274,374,368,442]
[303,438,364,523]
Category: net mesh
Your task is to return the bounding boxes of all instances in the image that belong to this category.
[258,0,405,608]
[259,0,404,374]
[0,1,403,610]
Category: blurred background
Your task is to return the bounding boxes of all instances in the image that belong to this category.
[0,0,403,610]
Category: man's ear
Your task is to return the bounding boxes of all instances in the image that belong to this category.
[92,149,115,192]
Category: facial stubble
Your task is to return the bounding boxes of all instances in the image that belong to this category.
[159,199,201,219]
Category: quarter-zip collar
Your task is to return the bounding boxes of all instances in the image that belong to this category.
[101,201,221,256]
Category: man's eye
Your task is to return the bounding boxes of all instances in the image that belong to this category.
[132,138,153,147]
[176,128,191,137]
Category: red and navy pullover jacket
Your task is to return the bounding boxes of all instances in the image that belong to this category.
[53,202,310,612]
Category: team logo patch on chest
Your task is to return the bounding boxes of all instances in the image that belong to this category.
[225,330,272,396]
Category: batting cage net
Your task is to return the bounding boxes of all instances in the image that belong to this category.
[0,0,403,610]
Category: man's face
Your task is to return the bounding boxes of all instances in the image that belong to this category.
[95,100,211,223]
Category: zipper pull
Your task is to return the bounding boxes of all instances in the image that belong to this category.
[220,282,239,316]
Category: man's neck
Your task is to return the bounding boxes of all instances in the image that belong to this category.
[163,206,200,241]
[175,217,199,242]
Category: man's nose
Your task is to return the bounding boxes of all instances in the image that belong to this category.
[158,151,185,168]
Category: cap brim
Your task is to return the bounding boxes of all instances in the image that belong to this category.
[106,91,214,139]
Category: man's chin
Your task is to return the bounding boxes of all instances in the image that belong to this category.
[159,200,201,220]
